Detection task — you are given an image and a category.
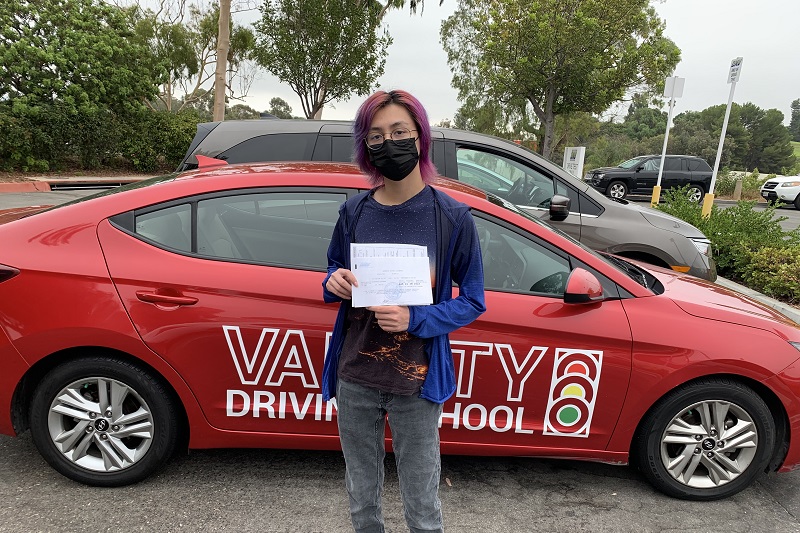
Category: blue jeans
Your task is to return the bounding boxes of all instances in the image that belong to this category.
[337,379,444,533]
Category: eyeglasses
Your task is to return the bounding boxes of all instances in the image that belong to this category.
[364,128,418,150]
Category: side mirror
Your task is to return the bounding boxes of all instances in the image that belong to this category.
[549,194,571,221]
[563,268,605,305]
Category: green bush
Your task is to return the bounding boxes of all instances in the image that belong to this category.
[656,186,800,280]
[0,102,199,173]
[739,247,800,303]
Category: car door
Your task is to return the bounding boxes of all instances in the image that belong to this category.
[633,157,660,193]
[449,145,584,240]
[98,188,352,437]
[661,157,690,191]
[441,213,633,451]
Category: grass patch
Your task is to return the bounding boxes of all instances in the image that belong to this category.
[793,141,800,159]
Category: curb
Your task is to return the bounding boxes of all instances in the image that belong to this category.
[0,182,51,193]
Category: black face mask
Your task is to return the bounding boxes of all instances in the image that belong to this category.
[367,138,420,182]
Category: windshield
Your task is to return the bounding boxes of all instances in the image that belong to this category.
[617,156,647,169]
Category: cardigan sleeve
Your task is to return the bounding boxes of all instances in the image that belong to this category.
[406,209,486,338]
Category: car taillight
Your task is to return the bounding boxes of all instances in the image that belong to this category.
[0,264,20,283]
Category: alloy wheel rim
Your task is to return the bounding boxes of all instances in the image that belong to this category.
[687,188,702,202]
[47,377,154,472]
[660,399,758,489]
[609,184,626,198]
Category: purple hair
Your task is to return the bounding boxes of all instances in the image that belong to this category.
[352,90,437,187]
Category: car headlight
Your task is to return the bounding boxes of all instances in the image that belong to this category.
[779,181,800,187]
[690,238,711,257]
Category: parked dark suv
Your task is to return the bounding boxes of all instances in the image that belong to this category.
[177,120,716,281]
[584,155,712,202]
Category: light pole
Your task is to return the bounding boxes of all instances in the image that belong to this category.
[702,57,743,218]
[651,76,684,206]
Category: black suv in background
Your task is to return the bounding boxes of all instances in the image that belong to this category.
[584,155,713,202]
[177,120,716,281]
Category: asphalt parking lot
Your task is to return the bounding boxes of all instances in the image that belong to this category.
[1,187,799,532]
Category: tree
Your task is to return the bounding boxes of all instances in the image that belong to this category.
[254,0,391,119]
[789,99,800,142]
[126,1,256,114]
[267,97,294,119]
[0,0,160,114]
[441,0,681,160]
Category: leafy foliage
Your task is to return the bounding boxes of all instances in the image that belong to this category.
[441,0,680,160]
[790,99,800,143]
[0,0,160,115]
[739,246,800,303]
[656,187,800,287]
[254,0,391,118]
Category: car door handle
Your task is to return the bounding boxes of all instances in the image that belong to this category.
[136,291,198,306]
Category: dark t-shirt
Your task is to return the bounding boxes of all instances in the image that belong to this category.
[338,186,437,395]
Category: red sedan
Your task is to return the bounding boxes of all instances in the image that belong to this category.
[1,162,799,501]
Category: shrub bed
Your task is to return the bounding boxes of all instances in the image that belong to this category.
[656,186,800,304]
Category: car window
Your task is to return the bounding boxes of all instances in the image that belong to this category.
[458,148,561,208]
[217,133,317,163]
[331,136,354,162]
[196,191,345,268]
[474,215,571,297]
[642,159,660,171]
[663,158,681,171]
[135,203,191,252]
[687,158,711,171]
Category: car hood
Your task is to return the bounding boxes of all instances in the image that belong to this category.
[648,267,799,334]
[624,203,708,239]
[763,175,800,185]
[588,167,620,174]
[0,206,50,225]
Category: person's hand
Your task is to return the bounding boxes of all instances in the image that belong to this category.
[326,268,358,299]
[368,305,410,333]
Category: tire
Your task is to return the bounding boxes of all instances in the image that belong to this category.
[606,180,628,199]
[30,356,179,486]
[686,184,705,203]
[634,378,775,501]
[794,195,800,210]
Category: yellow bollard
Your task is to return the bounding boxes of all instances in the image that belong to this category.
[701,193,715,218]
[650,185,661,207]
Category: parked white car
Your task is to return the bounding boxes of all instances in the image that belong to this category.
[761,175,800,209]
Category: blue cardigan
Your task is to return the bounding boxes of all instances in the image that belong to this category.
[321,186,486,404]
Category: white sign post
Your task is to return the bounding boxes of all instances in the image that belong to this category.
[562,146,586,178]
[703,57,743,218]
[651,76,684,206]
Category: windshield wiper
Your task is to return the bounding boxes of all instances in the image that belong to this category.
[602,254,649,289]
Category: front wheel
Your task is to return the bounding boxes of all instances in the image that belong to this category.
[686,184,705,203]
[30,356,179,486]
[794,195,800,210]
[635,378,775,500]
[606,180,628,199]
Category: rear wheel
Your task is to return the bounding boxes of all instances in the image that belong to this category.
[606,180,628,199]
[30,356,179,486]
[686,184,705,203]
[635,379,775,500]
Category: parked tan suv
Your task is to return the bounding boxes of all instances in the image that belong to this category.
[178,120,716,281]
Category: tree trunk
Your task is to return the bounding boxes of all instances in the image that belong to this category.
[213,0,231,122]
[312,86,326,119]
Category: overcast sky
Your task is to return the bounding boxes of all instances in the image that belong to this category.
[236,0,799,125]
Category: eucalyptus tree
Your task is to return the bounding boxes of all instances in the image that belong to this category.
[441,0,681,160]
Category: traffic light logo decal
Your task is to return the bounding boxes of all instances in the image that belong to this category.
[543,349,603,438]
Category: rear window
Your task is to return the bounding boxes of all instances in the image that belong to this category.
[217,133,317,164]
[687,158,712,171]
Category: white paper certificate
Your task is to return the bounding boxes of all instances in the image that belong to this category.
[350,243,433,308]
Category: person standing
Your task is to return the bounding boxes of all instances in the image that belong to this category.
[321,89,486,533]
